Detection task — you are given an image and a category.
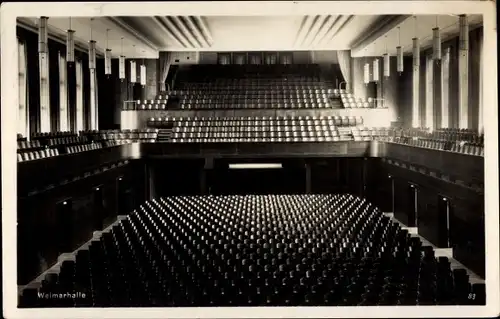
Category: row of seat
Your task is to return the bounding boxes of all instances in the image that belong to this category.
[17,148,60,162]
[149,116,365,127]
[31,131,77,139]
[395,128,483,145]
[81,129,159,141]
[176,78,323,85]
[338,92,377,109]
[169,136,354,143]
[17,137,90,152]
[19,194,484,307]
[17,140,43,151]
[65,143,103,154]
[376,136,484,157]
[179,92,332,98]
[47,136,88,147]
[177,102,333,110]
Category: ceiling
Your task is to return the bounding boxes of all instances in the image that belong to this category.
[17,14,483,58]
[354,14,484,57]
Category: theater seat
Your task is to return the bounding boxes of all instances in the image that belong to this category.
[20,194,480,307]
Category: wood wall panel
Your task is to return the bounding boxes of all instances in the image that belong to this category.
[17,163,145,285]
[375,160,484,278]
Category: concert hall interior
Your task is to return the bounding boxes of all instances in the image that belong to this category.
[13,13,487,308]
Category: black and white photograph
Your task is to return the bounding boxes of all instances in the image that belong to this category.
[1,1,498,318]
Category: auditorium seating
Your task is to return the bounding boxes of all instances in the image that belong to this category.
[19,194,484,307]
[80,129,158,144]
[17,130,147,163]
[335,89,376,109]
[376,127,484,157]
[147,115,365,143]
[351,127,391,141]
[124,64,348,110]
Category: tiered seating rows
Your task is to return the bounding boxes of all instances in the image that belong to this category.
[376,128,484,157]
[17,130,155,163]
[337,90,377,109]
[148,116,369,143]
[20,194,485,307]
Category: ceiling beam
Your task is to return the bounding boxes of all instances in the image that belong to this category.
[194,16,214,46]
[183,16,210,48]
[294,16,315,47]
[310,15,339,47]
[317,15,349,46]
[161,16,195,49]
[151,16,185,48]
[169,16,201,48]
[302,15,329,47]
[350,15,412,56]
[105,17,159,52]
[323,15,354,45]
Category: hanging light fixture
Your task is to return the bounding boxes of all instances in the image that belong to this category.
[105,29,112,76]
[38,16,48,54]
[412,16,420,67]
[396,26,403,74]
[119,37,126,81]
[364,63,370,85]
[432,16,441,60]
[363,51,370,85]
[383,35,390,77]
[66,17,75,63]
[130,61,137,83]
[373,57,380,82]
[130,45,137,83]
[459,15,469,51]
[140,52,147,87]
[88,18,96,70]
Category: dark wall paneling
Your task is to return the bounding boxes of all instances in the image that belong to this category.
[376,160,484,278]
[393,177,411,226]
[448,39,460,128]
[48,41,61,132]
[347,158,365,196]
[365,159,392,212]
[67,61,77,131]
[292,51,312,64]
[419,56,427,128]
[468,27,482,130]
[198,52,218,64]
[81,55,91,130]
[433,59,442,129]
[111,59,122,128]
[149,159,205,197]
[450,192,485,278]
[97,58,119,130]
[397,57,414,128]
[310,159,341,194]
[308,158,366,195]
[17,163,144,285]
